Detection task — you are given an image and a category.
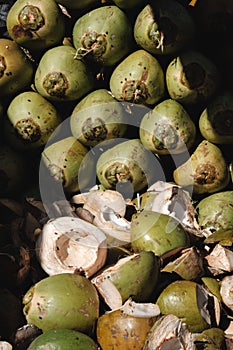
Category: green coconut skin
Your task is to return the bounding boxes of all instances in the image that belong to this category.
[173,140,230,195]
[34,45,94,102]
[106,251,160,304]
[72,5,133,66]
[139,98,196,155]
[23,273,100,334]
[134,0,195,56]
[130,210,190,257]
[41,136,89,194]
[5,91,62,151]
[0,38,34,97]
[199,90,233,144]
[27,328,98,350]
[96,138,160,193]
[166,50,220,105]
[109,49,165,105]
[6,0,66,52]
[196,191,233,232]
[70,89,127,147]
[156,280,210,333]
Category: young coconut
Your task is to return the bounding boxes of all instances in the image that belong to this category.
[134,0,196,56]
[4,91,62,152]
[35,216,107,278]
[166,49,221,105]
[34,45,94,103]
[23,273,100,334]
[96,298,160,350]
[27,328,99,350]
[196,191,233,233]
[96,138,163,194]
[199,90,233,145]
[0,38,34,97]
[72,5,133,66]
[6,0,66,53]
[109,49,165,105]
[156,280,221,333]
[91,251,160,310]
[173,140,230,195]
[130,210,190,258]
[70,89,127,147]
[41,136,89,195]
[139,99,196,155]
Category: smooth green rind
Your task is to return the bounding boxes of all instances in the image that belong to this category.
[109,49,165,105]
[23,273,99,334]
[130,210,189,257]
[34,45,94,102]
[27,328,98,349]
[105,251,160,304]
[156,280,210,333]
[139,98,196,155]
[72,5,133,66]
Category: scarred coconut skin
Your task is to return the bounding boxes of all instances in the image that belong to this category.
[97,299,160,350]
[23,273,100,334]
[72,5,133,66]
[109,49,165,105]
[6,0,66,52]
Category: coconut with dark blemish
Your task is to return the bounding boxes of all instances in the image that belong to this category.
[72,5,133,66]
[22,273,100,334]
[6,0,65,53]
[166,49,221,105]
[109,49,165,105]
